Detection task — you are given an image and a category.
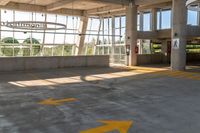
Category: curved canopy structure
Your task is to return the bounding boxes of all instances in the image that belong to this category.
[186,0,200,11]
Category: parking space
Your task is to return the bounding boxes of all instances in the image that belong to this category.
[0,66,200,133]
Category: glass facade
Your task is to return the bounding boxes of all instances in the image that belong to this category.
[84,16,126,64]
[0,9,80,57]
[0,7,198,62]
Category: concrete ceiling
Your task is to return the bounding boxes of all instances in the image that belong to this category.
[11,0,61,6]
[47,0,112,11]
[57,1,109,10]
[0,0,173,16]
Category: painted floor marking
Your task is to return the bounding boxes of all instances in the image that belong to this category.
[38,98,77,106]
[80,120,133,133]
[127,66,200,81]
[154,70,200,80]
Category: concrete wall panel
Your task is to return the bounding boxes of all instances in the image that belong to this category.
[137,54,164,65]
[0,55,109,72]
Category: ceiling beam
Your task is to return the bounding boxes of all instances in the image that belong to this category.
[0,0,10,6]
[135,0,171,6]
[87,5,125,15]
[91,0,130,5]
[138,1,172,10]
[47,0,79,11]
[87,1,172,16]
[0,2,84,16]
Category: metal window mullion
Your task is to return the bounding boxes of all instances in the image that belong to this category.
[102,17,104,44]
[42,13,47,44]
[0,8,2,56]
[94,17,102,55]
[0,9,1,41]
[108,17,110,44]
[52,14,57,56]
[139,12,144,31]
[111,16,115,63]
[74,17,77,47]
[197,4,200,25]
[30,12,34,56]
[72,17,75,55]
[63,16,68,56]
[13,10,15,57]
[64,16,68,44]
[170,8,172,28]
[119,16,122,44]
[160,9,162,30]
[42,13,47,56]
[53,15,57,44]
[0,9,1,56]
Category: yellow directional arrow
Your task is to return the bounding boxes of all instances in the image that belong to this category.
[80,120,133,133]
[38,98,77,105]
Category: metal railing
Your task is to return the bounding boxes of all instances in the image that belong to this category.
[0,43,75,57]
[95,44,126,64]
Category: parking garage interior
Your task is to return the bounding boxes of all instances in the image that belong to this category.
[0,0,200,133]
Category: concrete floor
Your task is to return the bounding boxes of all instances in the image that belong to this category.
[0,66,200,133]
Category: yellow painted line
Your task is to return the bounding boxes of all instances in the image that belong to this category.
[127,66,200,81]
[80,120,133,133]
[38,98,77,106]
[192,78,200,80]
[154,70,200,80]
[133,69,157,73]
[127,66,168,71]
[164,71,186,77]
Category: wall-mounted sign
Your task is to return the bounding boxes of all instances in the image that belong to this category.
[0,21,66,30]
[172,38,180,50]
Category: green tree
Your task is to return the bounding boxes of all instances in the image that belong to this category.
[2,37,19,43]
[23,38,40,56]
[1,37,20,56]
[23,38,40,44]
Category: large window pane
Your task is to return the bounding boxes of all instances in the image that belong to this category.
[161,10,171,29]
[188,10,198,25]
[143,12,151,31]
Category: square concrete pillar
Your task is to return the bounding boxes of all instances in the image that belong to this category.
[171,0,187,70]
[126,2,138,66]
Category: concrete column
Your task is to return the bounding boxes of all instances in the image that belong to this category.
[171,0,187,70]
[126,1,138,66]
[151,8,157,31]
[75,12,88,55]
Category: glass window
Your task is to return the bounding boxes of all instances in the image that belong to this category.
[157,11,161,29]
[187,10,198,25]
[161,10,171,29]
[137,14,140,31]
[157,9,171,30]
[143,12,151,31]
[0,9,80,56]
